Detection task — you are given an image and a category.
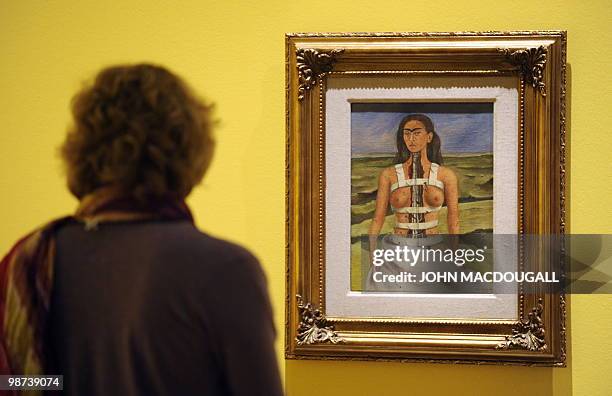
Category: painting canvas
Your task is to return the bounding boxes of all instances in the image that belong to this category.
[350,102,494,290]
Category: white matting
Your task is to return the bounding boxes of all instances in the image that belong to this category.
[325,75,518,320]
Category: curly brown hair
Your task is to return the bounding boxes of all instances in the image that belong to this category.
[61,63,215,200]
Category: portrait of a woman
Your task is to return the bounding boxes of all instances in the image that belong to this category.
[364,114,460,291]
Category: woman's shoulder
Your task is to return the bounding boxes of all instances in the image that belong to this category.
[435,164,457,182]
[188,228,260,267]
[135,223,265,284]
[380,165,398,178]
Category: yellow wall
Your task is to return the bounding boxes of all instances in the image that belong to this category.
[1,1,610,395]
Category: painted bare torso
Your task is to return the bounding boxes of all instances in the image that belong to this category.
[388,161,445,236]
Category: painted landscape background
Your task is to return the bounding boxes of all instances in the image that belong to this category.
[350,103,494,290]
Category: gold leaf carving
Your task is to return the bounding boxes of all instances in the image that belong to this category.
[499,46,547,96]
[497,298,547,352]
[296,295,343,345]
[296,48,343,101]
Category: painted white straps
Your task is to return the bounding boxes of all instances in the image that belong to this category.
[390,163,444,192]
[390,162,444,230]
[395,219,439,230]
[393,205,441,214]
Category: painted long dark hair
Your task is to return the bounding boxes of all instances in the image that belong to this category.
[394,114,443,165]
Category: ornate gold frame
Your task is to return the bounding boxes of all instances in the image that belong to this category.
[285,32,566,366]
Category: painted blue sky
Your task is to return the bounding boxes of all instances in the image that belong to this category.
[351,103,493,155]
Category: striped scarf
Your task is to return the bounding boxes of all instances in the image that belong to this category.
[0,187,193,379]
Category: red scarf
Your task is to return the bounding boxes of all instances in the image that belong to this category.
[0,187,193,378]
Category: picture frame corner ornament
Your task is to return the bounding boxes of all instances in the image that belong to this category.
[496,298,547,352]
[295,48,344,101]
[498,45,548,97]
[295,294,344,346]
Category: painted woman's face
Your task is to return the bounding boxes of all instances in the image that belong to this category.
[402,120,433,154]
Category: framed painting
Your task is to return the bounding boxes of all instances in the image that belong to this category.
[285,31,567,365]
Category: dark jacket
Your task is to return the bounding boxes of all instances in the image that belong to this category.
[48,218,283,396]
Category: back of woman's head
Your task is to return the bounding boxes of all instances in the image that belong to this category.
[61,63,215,200]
